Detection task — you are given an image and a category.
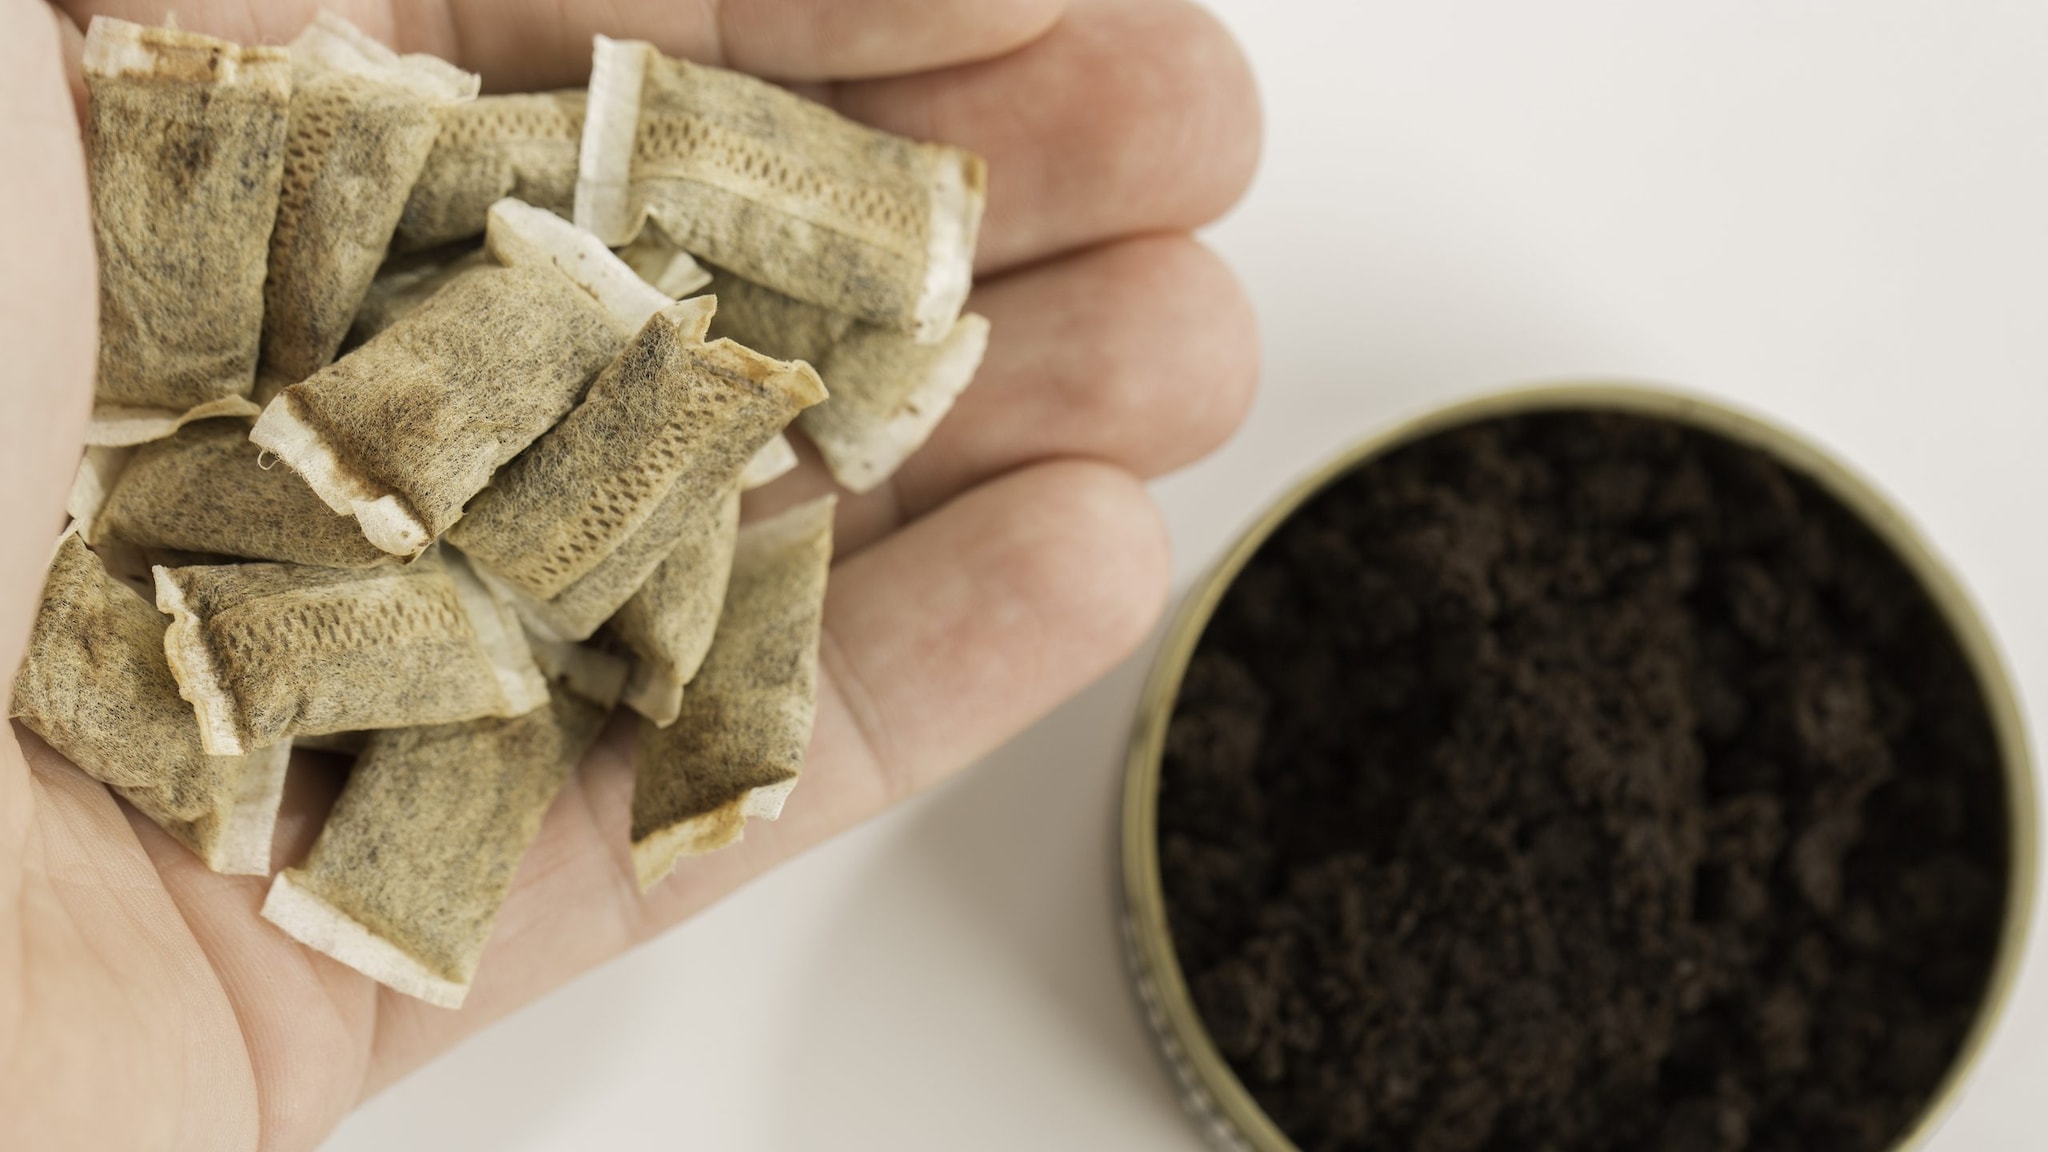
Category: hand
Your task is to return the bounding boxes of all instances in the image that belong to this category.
[0,0,1259,1147]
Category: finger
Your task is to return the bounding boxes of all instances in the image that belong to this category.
[833,0,1263,273]
[360,458,1169,1096]
[53,0,1068,86]
[744,234,1259,554]
[902,236,1260,518]
[0,3,94,683]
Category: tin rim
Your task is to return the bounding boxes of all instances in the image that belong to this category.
[1120,381,2037,1152]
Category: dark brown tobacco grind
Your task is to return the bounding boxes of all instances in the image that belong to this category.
[1158,411,2008,1152]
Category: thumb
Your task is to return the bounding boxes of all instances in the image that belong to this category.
[0,3,95,685]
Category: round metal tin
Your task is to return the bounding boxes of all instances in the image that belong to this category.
[1120,382,2036,1152]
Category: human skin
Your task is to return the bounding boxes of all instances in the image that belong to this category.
[0,1,1261,1148]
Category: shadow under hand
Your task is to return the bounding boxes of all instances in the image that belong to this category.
[770,632,1200,1149]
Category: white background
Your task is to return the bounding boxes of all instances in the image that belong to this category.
[330,2,2048,1147]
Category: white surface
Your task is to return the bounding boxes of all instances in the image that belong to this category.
[329,2,2048,1148]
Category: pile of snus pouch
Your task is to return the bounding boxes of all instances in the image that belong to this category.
[11,14,989,1008]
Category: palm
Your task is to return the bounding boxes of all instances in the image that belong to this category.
[0,0,1258,1147]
